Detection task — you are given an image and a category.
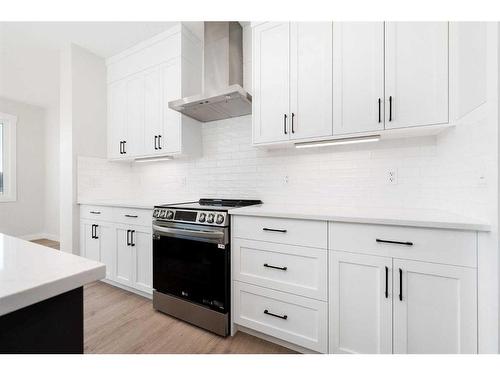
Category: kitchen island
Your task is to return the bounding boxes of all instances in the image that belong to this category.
[0,233,105,354]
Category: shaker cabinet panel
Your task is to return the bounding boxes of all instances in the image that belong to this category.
[333,22,385,135]
[385,22,449,129]
[393,259,477,354]
[330,251,393,354]
[290,22,333,140]
[252,22,290,144]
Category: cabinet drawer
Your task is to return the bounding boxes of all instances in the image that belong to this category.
[330,222,477,267]
[233,282,327,353]
[80,205,113,222]
[233,216,327,249]
[113,207,152,227]
[233,239,327,301]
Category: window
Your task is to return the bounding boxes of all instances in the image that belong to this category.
[0,112,17,202]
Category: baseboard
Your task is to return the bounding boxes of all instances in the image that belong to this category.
[18,233,60,242]
[100,279,153,300]
[234,324,320,354]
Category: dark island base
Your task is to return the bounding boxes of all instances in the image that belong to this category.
[0,287,83,354]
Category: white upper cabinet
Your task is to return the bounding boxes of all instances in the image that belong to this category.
[252,22,290,144]
[290,22,333,140]
[393,259,477,354]
[253,22,333,145]
[333,22,385,135]
[385,22,449,129]
[107,23,202,160]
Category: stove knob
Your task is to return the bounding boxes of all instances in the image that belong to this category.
[207,213,215,223]
[216,214,224,224]
[166,210,174,220]
[198,213,206,222]
[159,209,166,218]
[153,209,159,218]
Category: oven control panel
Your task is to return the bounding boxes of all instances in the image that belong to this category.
[153,208,228,226]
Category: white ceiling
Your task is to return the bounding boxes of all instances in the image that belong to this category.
[0,22,177,108]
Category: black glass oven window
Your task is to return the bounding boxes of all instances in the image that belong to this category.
[153,235,229,312]
[174,210,198,222]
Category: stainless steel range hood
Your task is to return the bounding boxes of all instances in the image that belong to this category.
[168,22,252,123]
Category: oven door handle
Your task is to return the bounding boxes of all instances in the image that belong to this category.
[153,224,224,240]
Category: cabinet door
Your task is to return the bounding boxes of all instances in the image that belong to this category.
[108,80,127,159]
[290,22,332,140]
[144,66,163,155]
[132,229,152,293]
[160,59,182,154]
[393,259,477,353]
[125,74,145,157]
[252,22,290,144]
[333,22,385,135]
[97,223,115,280]
[115,227,134,286]
[81,222,100,262]
[385,22,449,129]
[330,251,392,354]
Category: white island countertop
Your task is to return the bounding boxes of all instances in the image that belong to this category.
[228,204,491,232]
[0,233,105,316]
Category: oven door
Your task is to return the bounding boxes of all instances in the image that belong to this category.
[152,221,230,313]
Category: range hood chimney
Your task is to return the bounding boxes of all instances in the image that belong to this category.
[168,22,252,123]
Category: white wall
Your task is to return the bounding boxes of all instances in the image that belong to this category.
[60,44,107,254]
[0,97,46,237]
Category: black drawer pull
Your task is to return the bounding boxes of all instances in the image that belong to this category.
[264,309,287,320]
[90,211,101,214]
[264,263,288,271]
[125,214,138,218]
[262,228,287,233]
[376,239,413,246]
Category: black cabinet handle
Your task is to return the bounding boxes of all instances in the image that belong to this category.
[119,141,123,154]
[91,224,95,239]
[94,225,99,239]
[131,230,135,247]
[389,96,393,122]
[263,228,287,233]
[126,230,131,246]
[90,211,101,215]
[378,98,381,123]
[158,135,162,150]
[283,114,288,135]
[291,113,295,134]
[385,266,389,299]
[376,238,413,246]
[123,141,127,154]
[154,136,158,150]
[125,214,138,218]
[264,309,287,320]
[399,268,403,301]
[264,263,288,271]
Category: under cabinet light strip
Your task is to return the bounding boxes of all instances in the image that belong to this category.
[294,135,380,149]
[135,156,174,163]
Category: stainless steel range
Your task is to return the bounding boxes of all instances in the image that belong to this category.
[152,198,262,336]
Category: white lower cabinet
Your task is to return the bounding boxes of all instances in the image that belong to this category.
[393,259,477,354]
[330,252,392,354]
[233,282,328,353]
[80,205,153,296]
[330,251,477,354]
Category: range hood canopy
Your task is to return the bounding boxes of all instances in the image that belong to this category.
[168,22,252,123]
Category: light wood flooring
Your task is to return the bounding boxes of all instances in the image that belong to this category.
[32,239,296,354]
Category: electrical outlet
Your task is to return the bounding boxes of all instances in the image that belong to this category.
[388,169,397,185]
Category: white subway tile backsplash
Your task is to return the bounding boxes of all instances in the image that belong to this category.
[78,107,495,223]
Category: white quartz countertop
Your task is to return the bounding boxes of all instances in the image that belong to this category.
[228,204,491,232]
[0,233,106,316]
[78,199,155,210]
